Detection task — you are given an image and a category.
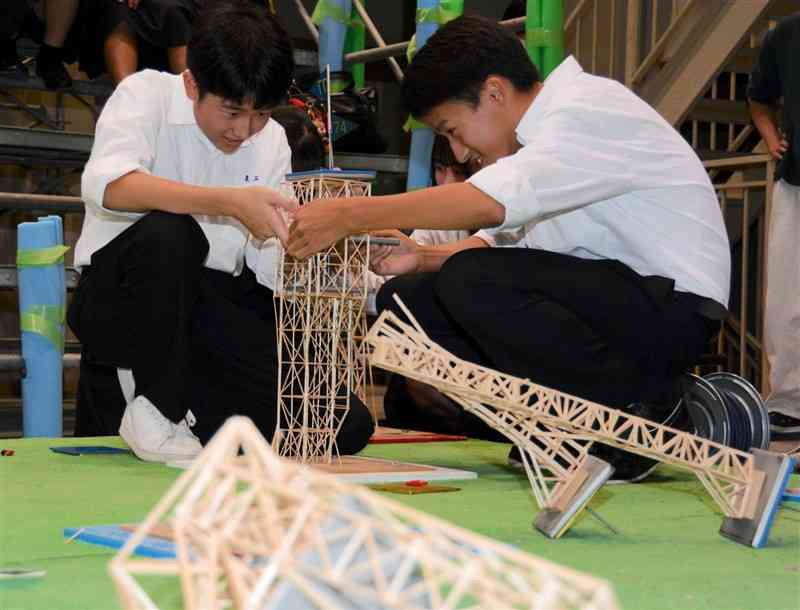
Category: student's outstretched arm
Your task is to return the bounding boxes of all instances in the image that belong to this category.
[286,182,504,259]
[370,230,489,276]
[105,172,296,243]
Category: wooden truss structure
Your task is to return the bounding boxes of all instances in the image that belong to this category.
[365,298,795,546]
[273,171,374,463]
[109,416,619,610]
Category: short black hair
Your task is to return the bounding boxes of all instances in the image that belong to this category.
[402,15,539,119]
[188,0,294,109]
[271,105,325,172]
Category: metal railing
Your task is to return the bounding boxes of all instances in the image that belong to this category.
[703,154,774,394]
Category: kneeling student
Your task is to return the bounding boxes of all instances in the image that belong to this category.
[287,15,730,482]
[68,0,374,462]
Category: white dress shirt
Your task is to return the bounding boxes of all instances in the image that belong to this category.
[76,70,292,288]
[470,56,731,306]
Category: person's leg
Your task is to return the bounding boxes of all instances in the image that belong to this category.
[189,267,374,453]
[73,357,127,437]
[434,248,711,410]
[765,179,800,434]
[104,20,139,84]
[35,0,79,89]
[68,211,210,428]
[432,248,712,481]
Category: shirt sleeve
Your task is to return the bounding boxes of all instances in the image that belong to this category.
[468,111,638,231]
[80,72,163,217]
[474,226,529,247]
[747,27,782,103]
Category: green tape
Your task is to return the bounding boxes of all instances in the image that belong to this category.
[415,2,462,25]
[311,0,351,26]
[403,115,429,132]
[16,245,69,267]
[409,0,464,62]
[526,28,563,48]
[20,305,65,350]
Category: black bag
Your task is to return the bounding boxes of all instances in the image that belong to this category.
[295,70,387,155]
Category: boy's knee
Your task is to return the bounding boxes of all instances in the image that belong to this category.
[435,249,485,312]
[136,211,209,266]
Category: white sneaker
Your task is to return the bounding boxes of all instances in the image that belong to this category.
[119,396,202,463]
[175,409,200,443]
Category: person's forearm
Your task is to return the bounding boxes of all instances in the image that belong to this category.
[104,171,235,216]
[749,99,782,147]
[418,235,490,272]
[341,183,505,235]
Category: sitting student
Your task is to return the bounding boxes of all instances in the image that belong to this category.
[286,15,730,482]
[271,104,326,172]
[68,0,374,462]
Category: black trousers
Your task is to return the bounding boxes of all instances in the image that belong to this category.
[67,211,374,451]
[378,248,717,440]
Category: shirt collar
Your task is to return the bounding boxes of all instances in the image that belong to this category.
[515,55,583,144]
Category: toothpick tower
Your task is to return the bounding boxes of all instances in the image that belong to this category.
[109,416,619,610]
[274,169,376,464]
[366,297,796,547]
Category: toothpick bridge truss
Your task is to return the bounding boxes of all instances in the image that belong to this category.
[365,304,765,522]
[274,173,374,463]
[109,417,619,610]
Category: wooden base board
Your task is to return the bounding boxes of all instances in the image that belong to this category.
[310,456,477,484]
[168,455,477,484]
[369,426,467,444]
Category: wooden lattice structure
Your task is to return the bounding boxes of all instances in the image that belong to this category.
[109,417,620,610]
[366,297,795,546]
[273,170,376,463]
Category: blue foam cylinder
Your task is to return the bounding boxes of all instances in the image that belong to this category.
[18,217,64,437]
[318,0,352,72]
[405,0,443,192]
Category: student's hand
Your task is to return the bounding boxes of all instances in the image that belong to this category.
[232,186,298,244]
[287,198,352,259]
[370,230,421,276]
[767,136,789,160]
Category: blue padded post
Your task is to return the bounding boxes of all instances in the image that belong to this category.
[17,216,67,437]
[406,0,446,192]
[317,0,352,72]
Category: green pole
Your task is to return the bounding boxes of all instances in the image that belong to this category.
[540,0,565,78]
[343,1,366,88]
[525,0,543,73]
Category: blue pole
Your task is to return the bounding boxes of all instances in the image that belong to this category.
[17,217,66,437]
[318,0,352,72]
[405,0,441,192]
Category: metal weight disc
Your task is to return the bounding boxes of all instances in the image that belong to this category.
[688,401,715,441]
[681,374,729,447]
[719,388,753,452]
[704,373,770,450]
